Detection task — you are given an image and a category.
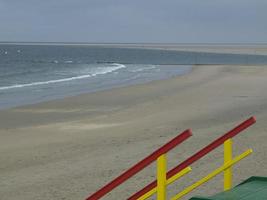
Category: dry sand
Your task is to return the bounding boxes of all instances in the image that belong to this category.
[1,65,267,200]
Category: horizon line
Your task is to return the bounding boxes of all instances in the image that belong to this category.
[1,41,267,47]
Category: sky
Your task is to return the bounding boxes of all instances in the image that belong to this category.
[0,0,266,43]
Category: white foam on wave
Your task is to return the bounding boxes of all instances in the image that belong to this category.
[0,63,126,91]
[129,66,156,72]
[64,60,73,63]
[91,63,126,76]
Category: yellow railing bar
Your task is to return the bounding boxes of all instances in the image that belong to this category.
[167,167,192,185]
[171,149,253,200]
[157,154,167,200]
[137,167,192,200]
[224,139,232,191]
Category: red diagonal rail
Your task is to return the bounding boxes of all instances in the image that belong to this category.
[85,129,192,200]
[128,116,256,200]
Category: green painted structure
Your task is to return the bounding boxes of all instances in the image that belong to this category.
[190,177,267,200]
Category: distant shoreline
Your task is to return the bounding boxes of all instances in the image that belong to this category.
[2,42,267,55]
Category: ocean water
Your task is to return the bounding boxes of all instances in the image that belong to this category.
[1,44,267,110]
[0,45,193,110]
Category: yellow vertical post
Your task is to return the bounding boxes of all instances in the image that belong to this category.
[224,139,232,191]
[157,154,167,200]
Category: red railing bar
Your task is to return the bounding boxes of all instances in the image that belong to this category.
[128,116,256,200]
[85,129,192,200]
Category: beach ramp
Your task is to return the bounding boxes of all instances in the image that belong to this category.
[190,177,267,200]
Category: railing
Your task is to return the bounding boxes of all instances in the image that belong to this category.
[129,116,256,200]
[85,116,256,200]
[86,129,192,200]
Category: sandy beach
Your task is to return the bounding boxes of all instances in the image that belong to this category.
[1,65,267,200]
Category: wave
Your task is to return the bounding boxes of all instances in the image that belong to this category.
[129,66,156,72]
[64,60,73,63]
[91,63,126,76]
[0,63,126,91]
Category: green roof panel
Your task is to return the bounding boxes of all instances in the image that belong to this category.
[190,177,267,200]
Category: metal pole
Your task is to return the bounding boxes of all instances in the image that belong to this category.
[224,139,232,190]
[157,154,167,200]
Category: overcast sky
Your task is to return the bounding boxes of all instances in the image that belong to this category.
[0,0,266,43]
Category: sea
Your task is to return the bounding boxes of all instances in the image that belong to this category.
[1,44,267,110]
